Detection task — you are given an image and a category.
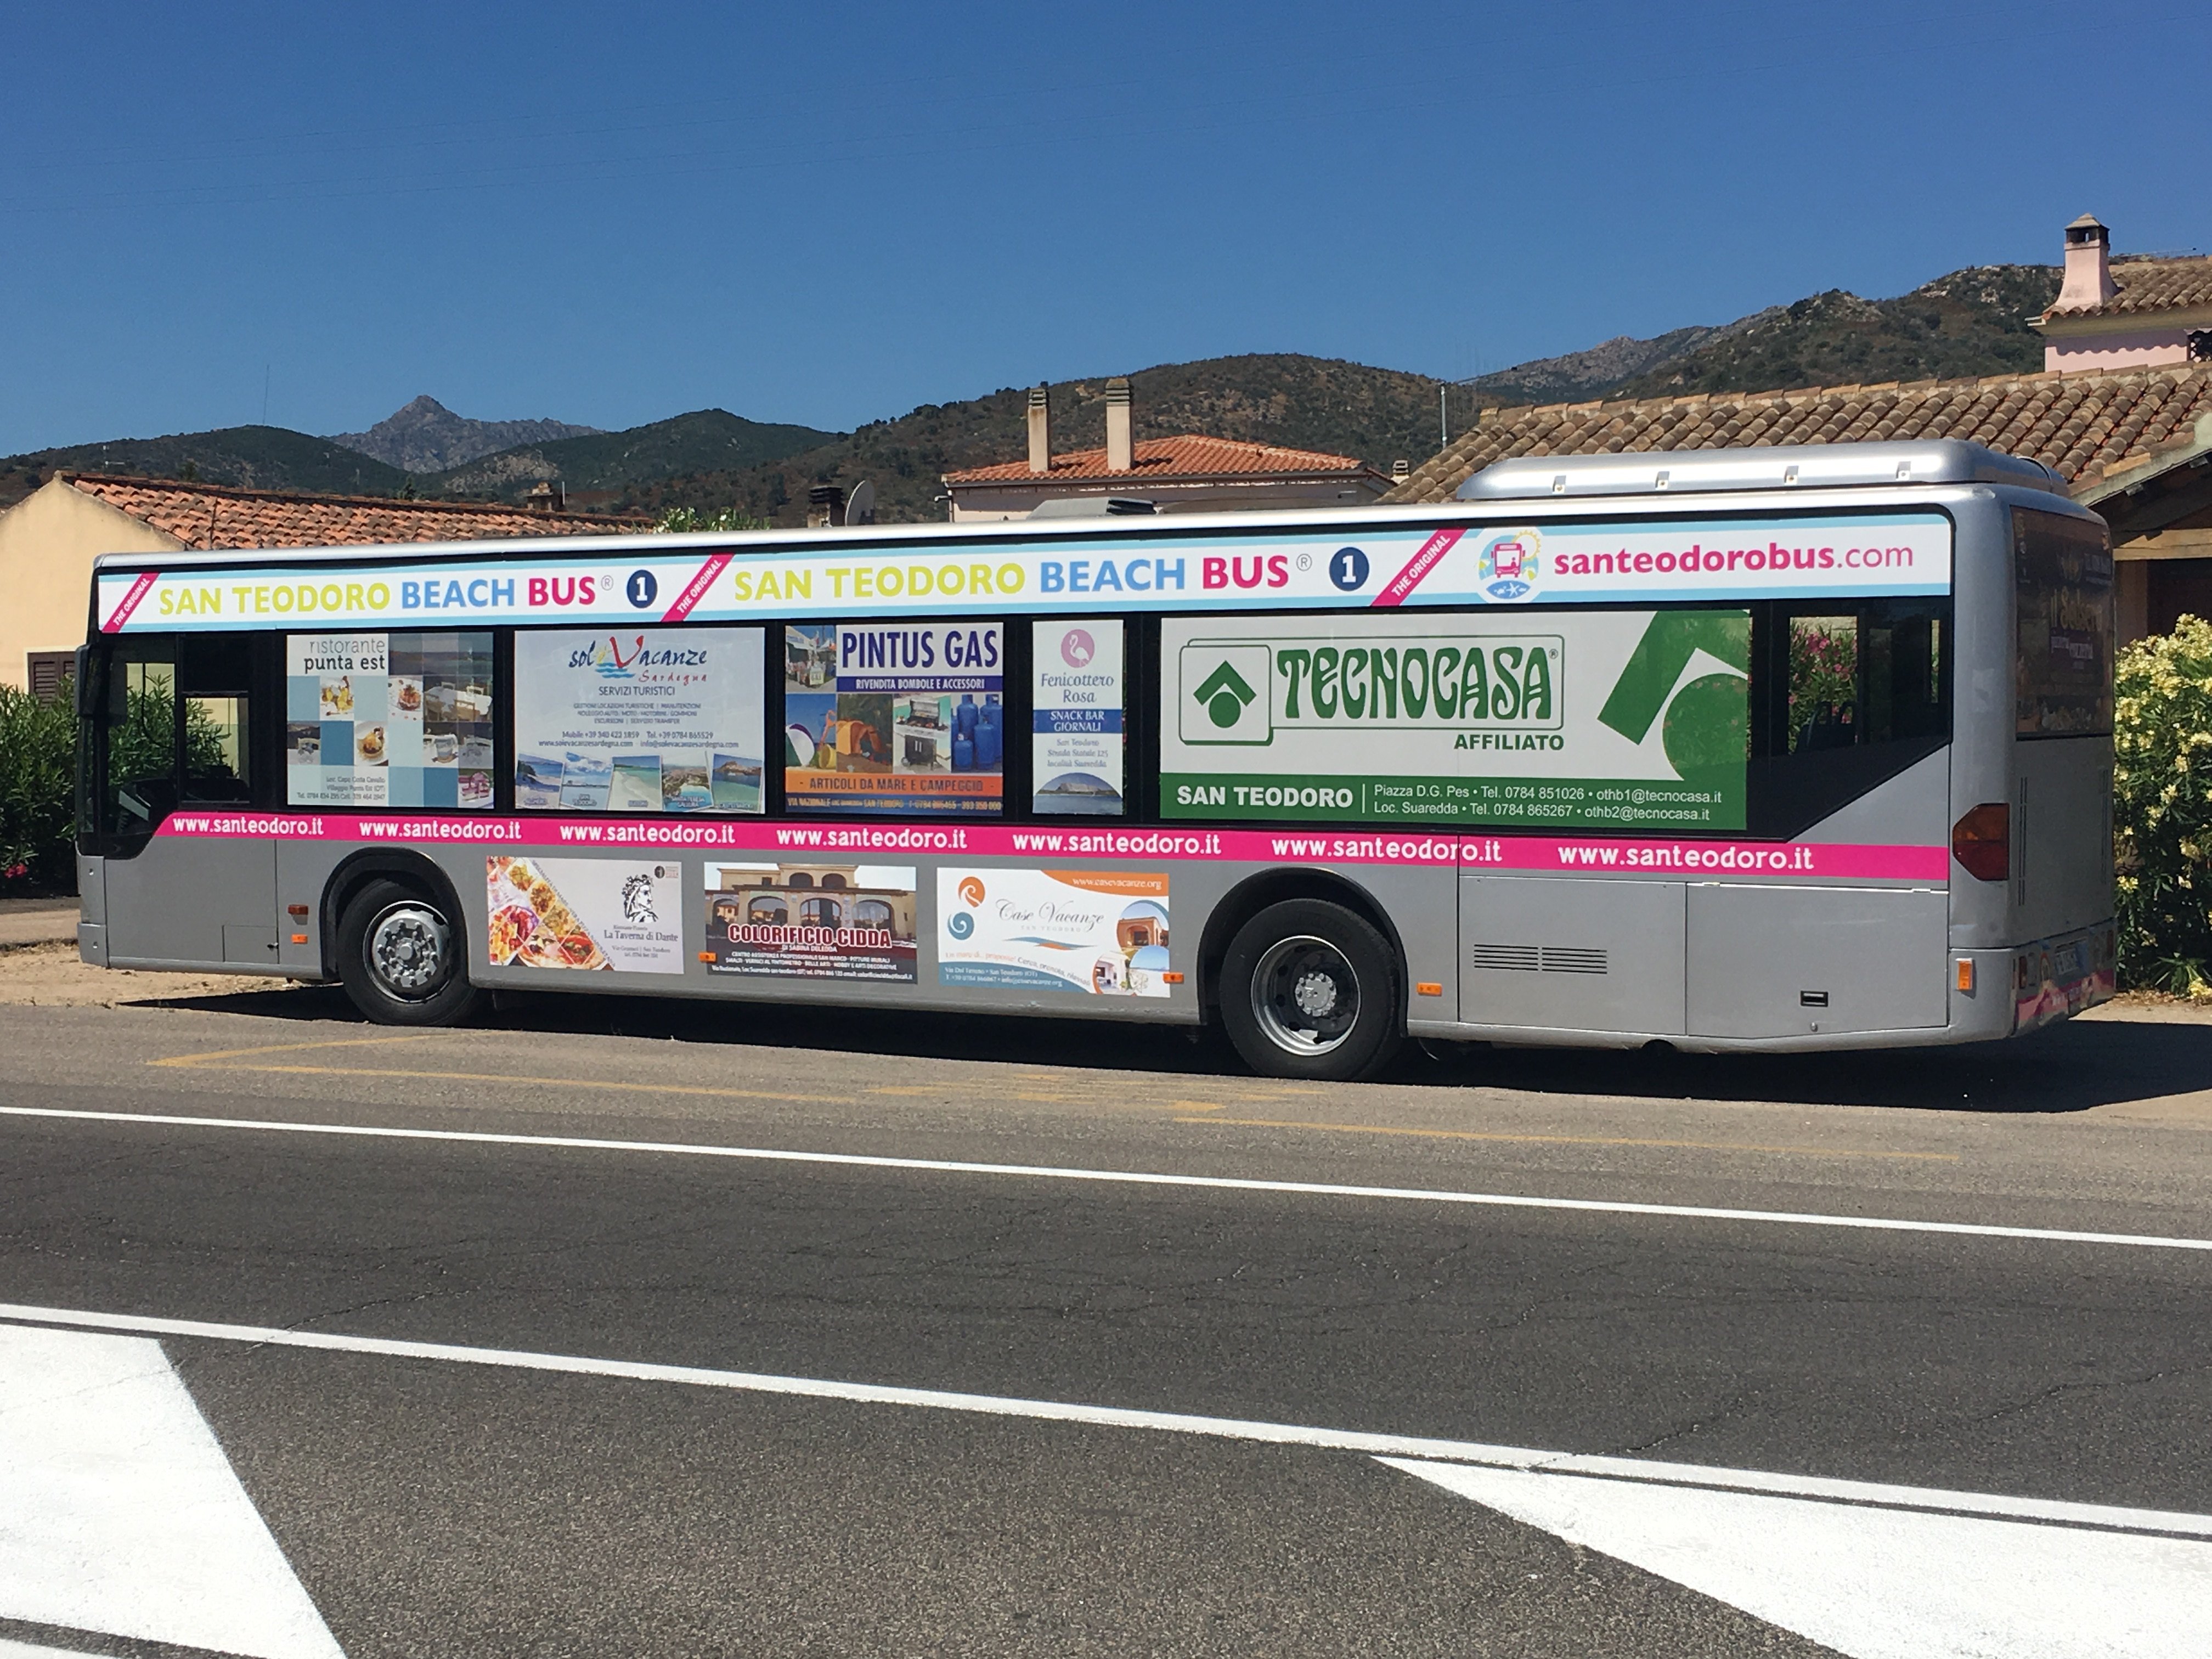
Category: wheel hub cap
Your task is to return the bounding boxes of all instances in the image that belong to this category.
[369,906,448,997]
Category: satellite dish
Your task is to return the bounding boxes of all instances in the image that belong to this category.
[844,479,876,525]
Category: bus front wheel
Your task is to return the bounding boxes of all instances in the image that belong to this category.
[336,878,483,1026]
[1220,899,1402,1082]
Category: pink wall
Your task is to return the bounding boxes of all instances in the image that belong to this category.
[2045,330,2192,373]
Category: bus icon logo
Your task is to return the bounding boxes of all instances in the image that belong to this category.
[1180,644,1272,744]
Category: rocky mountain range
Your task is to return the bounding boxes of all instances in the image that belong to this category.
[329,396,602,473]
[0,261,2069,520]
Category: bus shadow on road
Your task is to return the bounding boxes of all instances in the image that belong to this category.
[133,977,2212,1118]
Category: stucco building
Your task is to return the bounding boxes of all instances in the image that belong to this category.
[940,378,1392,521]
[0,473,642,692]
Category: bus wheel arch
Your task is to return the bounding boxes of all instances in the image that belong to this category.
[321,852,483,1026]
[1198,869,1407,1080]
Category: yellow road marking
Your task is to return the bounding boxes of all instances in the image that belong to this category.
[1175,1116,1960,1162]
[151,1034,442,1068]
[151,1038,843,1105]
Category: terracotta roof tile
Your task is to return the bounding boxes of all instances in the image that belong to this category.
[65,474,646,550]
[944,433,1376,485]
[2047,255,2212,318]
[1381,364,2212,505]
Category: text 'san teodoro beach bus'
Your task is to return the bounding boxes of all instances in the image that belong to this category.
[74,439,2114,1080]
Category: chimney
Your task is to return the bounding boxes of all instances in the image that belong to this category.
[1026,385,1051,474]
[523,479,564,514]
[2057,213,2118,311]
[806,483,846,528]
[1105,376,1133,472]
[1391,460,1410,483]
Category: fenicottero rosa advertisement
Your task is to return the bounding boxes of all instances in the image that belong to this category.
[1161,610,1750,830]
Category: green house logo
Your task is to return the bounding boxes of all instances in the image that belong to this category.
[1193,661,1256,729]
[1178,642,1273,744]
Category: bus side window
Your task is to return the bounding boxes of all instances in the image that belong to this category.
[102,640,181,840]
[179,633,253,803]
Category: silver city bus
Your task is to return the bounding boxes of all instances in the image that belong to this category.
[74,439,2114,1081]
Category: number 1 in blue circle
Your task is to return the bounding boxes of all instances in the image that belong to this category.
[1330,547,1369,591]
[627,569,658,608]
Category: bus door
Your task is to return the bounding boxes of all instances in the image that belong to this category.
[88,635,275,968]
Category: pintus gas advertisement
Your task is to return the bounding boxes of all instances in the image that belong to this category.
[485,856,684,973]
[703,862,918,981]
[784,621,1004,816]
[937,869,1171,996]
[1160,610,1750,831]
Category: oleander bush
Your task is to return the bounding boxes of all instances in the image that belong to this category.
[2114,615,2212,995]
[0,679,77,894]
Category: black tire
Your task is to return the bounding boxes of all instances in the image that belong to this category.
[1218,899,1402,1081]
[335,877,483,1026]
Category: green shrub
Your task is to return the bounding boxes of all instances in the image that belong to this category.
[2114,616,2212,995]
[0,680,77,894]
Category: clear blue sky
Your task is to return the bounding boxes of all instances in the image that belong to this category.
[5,0,2207,456]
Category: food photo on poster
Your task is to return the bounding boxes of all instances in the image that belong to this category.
[513,627,764,813]
[1160,609,1750,830]
[1032,619,1124,815]
[702,862,918,981]
[486,857,685,973]
[937,869,1170,996]
[287,631,494,809]
[784,622,1003,816]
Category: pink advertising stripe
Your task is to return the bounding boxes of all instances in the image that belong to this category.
[100,570,161,633]
[662,552,734,623]
[1371,527,1465,608]
[148,814,1946,878]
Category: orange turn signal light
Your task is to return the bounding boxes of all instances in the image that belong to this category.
[698,951,716,963]
[1956,958,1976,993]
[1162,971,1186,983]
[1415,981,1443,997]
[290,933,309,944]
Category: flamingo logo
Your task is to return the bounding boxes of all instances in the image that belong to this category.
[1060,629,1095,668]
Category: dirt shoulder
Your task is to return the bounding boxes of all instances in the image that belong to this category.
[0,940,313,1008]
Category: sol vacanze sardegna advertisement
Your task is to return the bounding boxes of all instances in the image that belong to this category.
[1160,609,1752,830]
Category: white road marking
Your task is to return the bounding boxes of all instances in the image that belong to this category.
[1385,1458,2212,1659]
[2,1301,2207,1542]
[1,1103,2206,1251]
[0,1323,345,1659]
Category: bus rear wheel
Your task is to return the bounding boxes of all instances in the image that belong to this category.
[336,878,483,1026]
[1220,899,1402,1082]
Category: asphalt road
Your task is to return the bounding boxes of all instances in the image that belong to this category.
[4,982,2212,1657]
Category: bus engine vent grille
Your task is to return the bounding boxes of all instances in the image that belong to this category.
[1468,943,1608,974]
[1540,946,1608,975]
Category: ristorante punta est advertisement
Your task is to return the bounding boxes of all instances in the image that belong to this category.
[1160,610,1751,830]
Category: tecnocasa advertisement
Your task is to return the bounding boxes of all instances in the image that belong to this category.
[1160,610,1750,830]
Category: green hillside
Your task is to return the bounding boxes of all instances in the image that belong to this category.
[616,355,1452,527]
[1,425,413,509]
[1606,266,2061,400]
[424,409,839,504]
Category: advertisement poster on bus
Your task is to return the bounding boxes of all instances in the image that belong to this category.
[936,869,1170,996]
[1032,619,1124,815]
[1160,610,1750,831]
[486,856,684,973]
[286,631,495,810]
[513,627,764,813]
[702,861,918,981]
[783,622,1004,816]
